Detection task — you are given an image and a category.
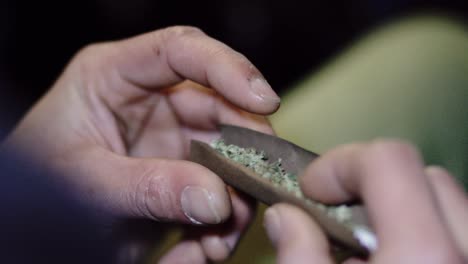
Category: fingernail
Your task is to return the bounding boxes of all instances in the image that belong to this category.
[201,235,230,261]
[353,226,378,252]
[264,207,281,248]
[223,231,240,251]
[181,186,222,224]
[250,77,281,105]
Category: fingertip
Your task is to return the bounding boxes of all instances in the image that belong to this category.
[200,188,255,262]
[159,241,206,264]
[342,258,367,264]
[426,165,468,260]
[180,185,231,225]
[425,165,461,194]
[263,206,281,248]
[200,235,231,262]
[425,166,467,205]
[264,204,333,264]
[425,166,456,183]
[178,163,232,225]
[300,156,353,204]
[247,77,281,114]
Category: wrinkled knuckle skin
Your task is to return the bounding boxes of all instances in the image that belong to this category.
[210,44,233,59]
[127,165,163,221]
[127,162,180,222]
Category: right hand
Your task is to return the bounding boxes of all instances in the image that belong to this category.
[263,140,468,263]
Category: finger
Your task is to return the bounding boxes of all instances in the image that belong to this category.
[342,259,367,264]
[158,188,255,262]
[159,240,206,264]
[300,139,463,263]
[199,188,256,262]
[69,146,231,225]
[100,26,280,114]
[167,81,274,135]
[126,80,274,161]
[426,166,468,260]
[263,203,333,264]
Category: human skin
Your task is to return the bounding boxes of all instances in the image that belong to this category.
[5,26,280,263]
[264,140,468,263]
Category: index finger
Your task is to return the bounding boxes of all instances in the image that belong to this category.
[112,26,280,115]
[300,140,463,263]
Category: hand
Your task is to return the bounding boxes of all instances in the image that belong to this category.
[263,140,468,263]
[6,26,280,263]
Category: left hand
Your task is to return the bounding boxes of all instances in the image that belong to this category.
[5,26,280,263]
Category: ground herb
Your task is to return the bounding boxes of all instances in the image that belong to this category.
[211,139,354,225]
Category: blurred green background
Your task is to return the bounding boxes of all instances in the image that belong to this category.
[152,14,468,263]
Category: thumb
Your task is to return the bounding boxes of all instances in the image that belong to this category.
[71,147,232,225]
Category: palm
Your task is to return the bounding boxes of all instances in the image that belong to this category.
[96,82,243,160]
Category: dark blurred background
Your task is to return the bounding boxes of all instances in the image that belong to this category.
[0,0,467,132]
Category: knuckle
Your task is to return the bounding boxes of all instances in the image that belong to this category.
[68,42,117,74]
[366,138,420,161]
[127,161,179,221]
[163,26,204,39]
[77,43,103,57]
[127,163,164,220]
[75,42,113,62]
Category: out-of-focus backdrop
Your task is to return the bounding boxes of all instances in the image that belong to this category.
[1,0,467,130]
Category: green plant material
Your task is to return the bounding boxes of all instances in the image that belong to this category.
[211,139,354,226]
